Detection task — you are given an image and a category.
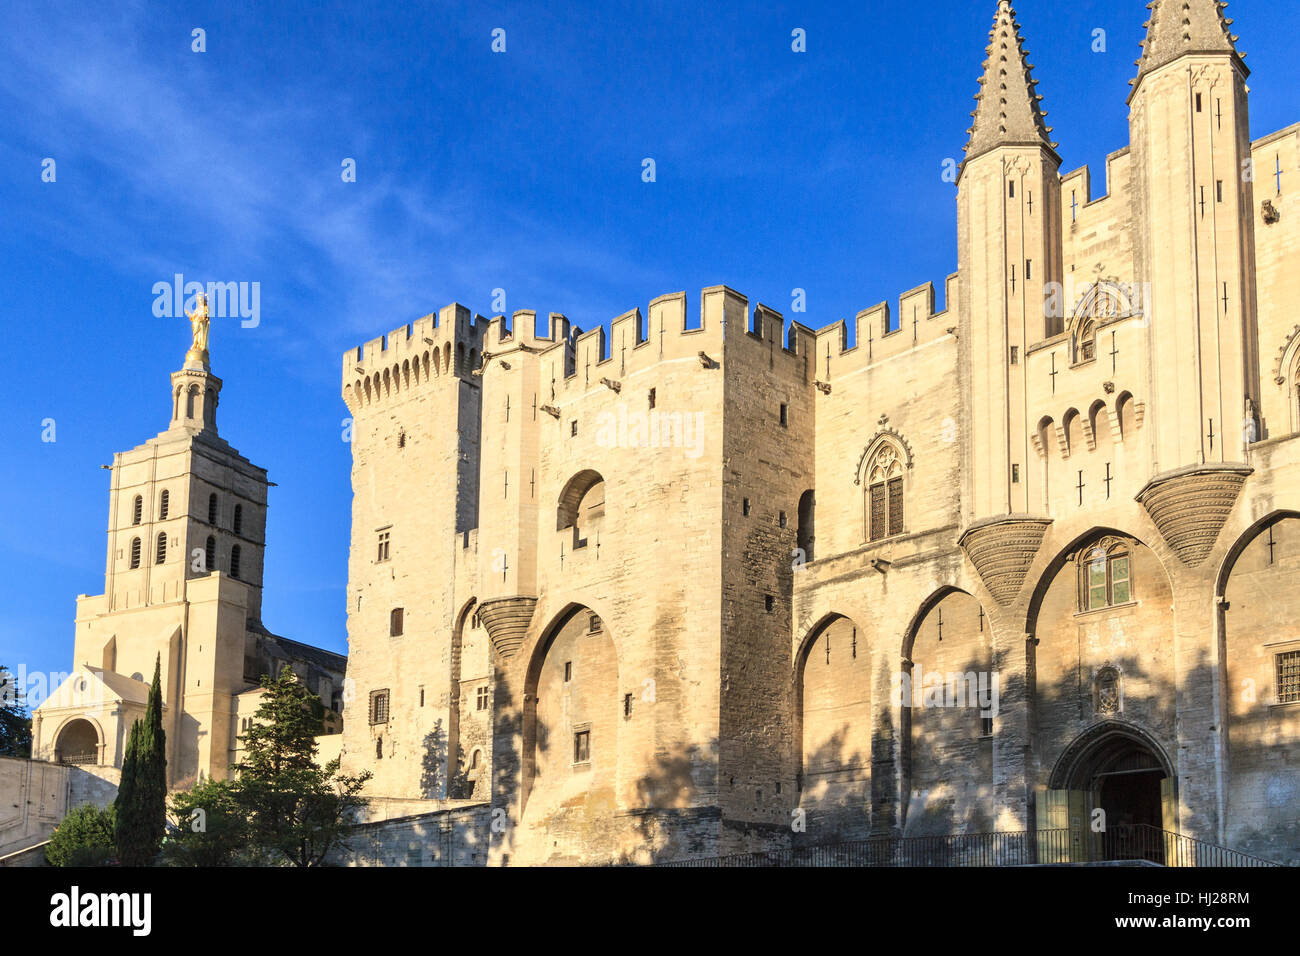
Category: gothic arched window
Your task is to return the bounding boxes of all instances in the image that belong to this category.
[155,531,168,565]
[233,504,243,536]
[132,495,143,525]
[865,443,905,542]
[1078,538,1132,611]
[230,545,242,580]
[129,537,141,569]
[158,489,170,520]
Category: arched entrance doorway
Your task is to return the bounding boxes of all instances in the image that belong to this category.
[1046,722,1175,863]
[519,603,620,855]
[54,718,100,765]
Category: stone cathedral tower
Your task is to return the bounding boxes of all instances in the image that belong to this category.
[34,311,345,788]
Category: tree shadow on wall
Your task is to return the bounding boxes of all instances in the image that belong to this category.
[900,643,1222,857]
[902,649,999,838]
[794,726,871,846]
[616,739,720,865]
[419,719,445,799]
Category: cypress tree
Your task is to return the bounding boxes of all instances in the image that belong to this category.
[115,654,168,865]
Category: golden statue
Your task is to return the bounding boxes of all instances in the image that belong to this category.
[185,293,210,361]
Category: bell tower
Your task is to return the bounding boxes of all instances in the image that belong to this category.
[37,299,277,787]
[103,297,269,620]
[169,293,222,433]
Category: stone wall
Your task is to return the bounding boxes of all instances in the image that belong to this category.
[0,757,119,861]
[333,803,492,867]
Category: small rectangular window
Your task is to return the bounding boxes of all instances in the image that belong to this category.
[1010,346,1019,365]
[377,530,391,562]
[419,686,425,707]
[1196,93,1203,113]
[1087,561,1108,611]
[476,686,489,710]
[887,477,904,536]
[869,484,886,542]
[570,420,578,437]
[564,661,573,682]
[765,594,774,613]
[981,717,994,737]
[1025,259,1032,281]
[1216,180,1224,202]
[1009,181,1015,198]
[623,693,633,718]
[369,689,390,725]
[779,403,788,427]
[1110,556,1131,604]
[1011,464,1020,484]
[1277,650,1300,704]
[779,511,788,528]
[743,498,751,516]
[390,607,404,637]
[573,729,590,763]
[648,388,656,409]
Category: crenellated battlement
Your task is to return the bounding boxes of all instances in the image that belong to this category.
[812,273,959,380]
[342,303,494,410]
[490,287,827,395]
[1058,147,1131,219]
[344,275,963,411]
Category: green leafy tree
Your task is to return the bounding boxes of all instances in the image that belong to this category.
[46,803,117,867]
[0,665,32,758]
[161,778,250,866]
[235,666,370,866]
[114,655,167,865]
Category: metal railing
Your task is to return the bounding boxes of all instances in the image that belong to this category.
[56,753,99,766]
[658,825,1283,867]
[1096,824,1281,868]
[659,829,1070,867]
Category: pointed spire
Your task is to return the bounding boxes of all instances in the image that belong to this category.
[963,1,1058,167]
[1132,0,1245,89]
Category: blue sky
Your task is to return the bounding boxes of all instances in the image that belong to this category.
[2,0,1297,701]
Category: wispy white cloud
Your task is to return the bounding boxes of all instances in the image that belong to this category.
[0,0,668,370]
